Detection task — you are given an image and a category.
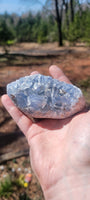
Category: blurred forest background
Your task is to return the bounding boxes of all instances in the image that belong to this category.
[0,0,90,49]
[0,0,90,200]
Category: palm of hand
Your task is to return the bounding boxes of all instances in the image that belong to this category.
[1,65,90,195]
[29,111,90,190]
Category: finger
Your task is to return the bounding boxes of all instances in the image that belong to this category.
[30,71,39,75]
[49,65,71,84]
[1,95,32,136]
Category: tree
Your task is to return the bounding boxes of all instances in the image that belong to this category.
[0,20,15,53]
[54,0,63,45]
[70,0,74,22]
[63,0,69,28]
[1,0,89,47]
[21,0,64,46]
[43,0,64,45]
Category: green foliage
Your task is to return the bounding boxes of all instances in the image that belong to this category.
[16,12,58,43]
[0,20,15,45]
[6,40,15,45]
[47,16,58,42]
[37,20,48,43]
[0,7,89,45]
[15,174,25,187]
[67,15,82,42]
[16,17,32,42]
[81,9,90,45]
[0,177,13,198]
[64,9,90,44]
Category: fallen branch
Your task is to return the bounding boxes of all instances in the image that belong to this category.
[0,149,29,164]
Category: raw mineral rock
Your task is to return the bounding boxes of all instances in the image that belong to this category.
[7,74,85,119]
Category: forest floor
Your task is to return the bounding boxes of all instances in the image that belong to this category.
[0,42,90,200]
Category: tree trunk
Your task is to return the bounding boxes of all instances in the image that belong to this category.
[63,0,69,29]
[70,0,74,22]
[55,0,63,46]
[65,2,69,28]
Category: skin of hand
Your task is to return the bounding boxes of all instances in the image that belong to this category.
[1,65,90,200]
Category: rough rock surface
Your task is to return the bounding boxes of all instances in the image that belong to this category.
[7,74,85,119]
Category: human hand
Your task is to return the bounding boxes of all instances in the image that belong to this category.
[1,66,90,200]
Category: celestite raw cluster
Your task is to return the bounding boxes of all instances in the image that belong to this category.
[7,74,85,119]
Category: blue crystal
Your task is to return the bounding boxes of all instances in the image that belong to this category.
[7,74,84,119]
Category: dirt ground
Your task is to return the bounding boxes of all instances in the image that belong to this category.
[0,156,44,200]
[0,43,90,200]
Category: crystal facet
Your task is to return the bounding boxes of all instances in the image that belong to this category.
[7,74,85,119]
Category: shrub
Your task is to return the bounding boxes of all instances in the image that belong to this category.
[0,177,13,198]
